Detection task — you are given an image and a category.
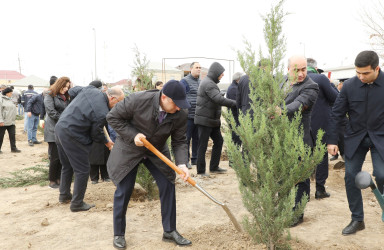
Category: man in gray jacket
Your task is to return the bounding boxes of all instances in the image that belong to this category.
[107,80,192,249]
[194,62,236,176]
[180,62,201,169]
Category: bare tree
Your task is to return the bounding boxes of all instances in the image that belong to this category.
[361,0,384,58]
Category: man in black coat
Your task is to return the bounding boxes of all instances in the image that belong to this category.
[107,80,192,249]
[226,72,243,146]
[194,62,236,176]
[180,62,201,168]
[280,55,319,226]
[26,91,45,146]
[55,84,124,212]
[328,50,384,235]
[307,58,339,199]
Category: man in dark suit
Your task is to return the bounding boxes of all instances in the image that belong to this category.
[307,58,339,199]
[328,50,384,235]
[280,55,319,226]
[55,85,123,212]
[107,80,192,249]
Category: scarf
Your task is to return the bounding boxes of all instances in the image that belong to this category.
[307,66,318,74]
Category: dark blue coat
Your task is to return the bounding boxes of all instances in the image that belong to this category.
[308,73,339,143]
[226,80,239,125]
[55,85,109,145]
[328,70,384,159]
[26,93,45,118]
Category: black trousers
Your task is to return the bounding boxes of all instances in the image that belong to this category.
[48,142,62,182]
[315,152,329,192]
[90,164,109,181]
[295,178,310,209]
[55,128,92,206]
[0,125,16,150]
[196,125,223,174]
[113,159,176,236]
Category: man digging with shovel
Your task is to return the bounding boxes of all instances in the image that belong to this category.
[106,80,192,249]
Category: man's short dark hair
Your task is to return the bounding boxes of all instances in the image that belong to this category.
[355,50,379,69]
[50,76,58,86]
[190,62,199,69]
[28,85,34,90]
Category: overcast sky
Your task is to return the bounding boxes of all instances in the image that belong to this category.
[0,0,377,85]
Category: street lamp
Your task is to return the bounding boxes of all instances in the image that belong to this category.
[93,28,97,80]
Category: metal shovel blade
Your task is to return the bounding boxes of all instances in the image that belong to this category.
[141,138,242,232]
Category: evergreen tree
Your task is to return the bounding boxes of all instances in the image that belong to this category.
[224,1,325,249]
[131,44,154,91]
[130,45,157,199]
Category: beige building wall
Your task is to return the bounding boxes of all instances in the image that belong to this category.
[0,79,18,85]
[153,71,184,83]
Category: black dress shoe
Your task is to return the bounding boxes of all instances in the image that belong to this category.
[315,190,331,199]
[342,220,365,235]
[197,173,210,177]
[11,148,21,153]
[210,167,227,174]
[70,202,95,212]
[113,236,126,249]
[59,194,72,204]
[290,216,304,227]
[163,230,191,246]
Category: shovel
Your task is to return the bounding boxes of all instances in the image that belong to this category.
[355,171,384,222]
[140,137,243,232]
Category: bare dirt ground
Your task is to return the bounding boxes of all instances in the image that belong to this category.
[1,120,384,250]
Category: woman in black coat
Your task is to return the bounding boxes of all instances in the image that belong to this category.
[44,77,71,188]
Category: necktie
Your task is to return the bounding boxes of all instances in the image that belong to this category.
[158,111,166,124]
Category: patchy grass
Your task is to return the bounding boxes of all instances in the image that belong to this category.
[0,164,49,188]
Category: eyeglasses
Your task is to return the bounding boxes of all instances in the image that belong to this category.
[195,67,201,69]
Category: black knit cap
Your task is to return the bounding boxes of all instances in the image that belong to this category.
[89,80,102,88]
[162,80,190,109]
[2,87,13,96]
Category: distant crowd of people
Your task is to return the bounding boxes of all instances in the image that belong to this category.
[1,49,383,248]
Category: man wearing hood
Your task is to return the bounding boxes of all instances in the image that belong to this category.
[194,62,236,176]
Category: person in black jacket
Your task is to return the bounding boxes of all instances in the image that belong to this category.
[107,80,191,249]
[21,85,37,133]
[328,50,384,235]
[55,84,124,212]
[194,62,236,176]
[26,90,45,146]
[307,58,339,199]
[279,55,319,227]
[226,72,243,147]
[180,62,201,169]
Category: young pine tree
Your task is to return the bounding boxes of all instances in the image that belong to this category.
[131,44,154,91]
[224,1,325,249]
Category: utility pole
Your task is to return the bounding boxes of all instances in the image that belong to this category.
[18,53,22,74]
[93,28,97,80]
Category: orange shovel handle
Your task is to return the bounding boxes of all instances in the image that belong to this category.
[140,138,196,186]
